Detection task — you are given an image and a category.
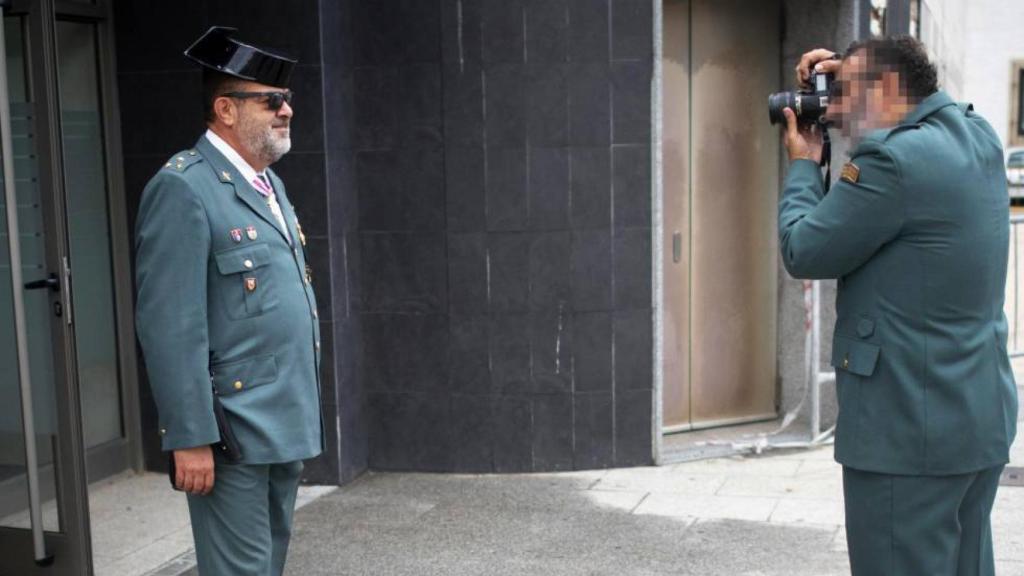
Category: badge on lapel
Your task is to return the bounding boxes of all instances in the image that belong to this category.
[230,228,242,243]
[245,277,257,292]
[246,225,258,241]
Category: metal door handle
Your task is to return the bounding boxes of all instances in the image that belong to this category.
[24,274,59,291]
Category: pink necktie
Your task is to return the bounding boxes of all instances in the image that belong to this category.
[252,174,273,198]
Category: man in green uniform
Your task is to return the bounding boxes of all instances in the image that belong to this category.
[134,27,322,575]
[779,36,1018,575]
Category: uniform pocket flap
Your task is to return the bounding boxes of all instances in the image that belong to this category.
[211,354,278,396]
[831,336,880,377]
[214,243,271,275]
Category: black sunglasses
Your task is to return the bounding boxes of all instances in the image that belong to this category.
[221,90,293,111]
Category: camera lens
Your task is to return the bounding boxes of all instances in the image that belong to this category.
[767,92,795,125]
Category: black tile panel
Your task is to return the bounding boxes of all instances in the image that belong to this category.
[443,63,486,148]
[526,64,570,147]
[612,228,651,310]
[568,0,610,62]
[611,60,652,144]
[484,64,527,148]
[615,388,653,467]
[485,147,528,231]
[492,395,532,472]
[396,64,445,147]
[353,67,398,149]
[117,71,204,156]
[353,0,441,65]
[487,233,531,312]
[613,145,652,229]
[570,147,612,229]
[530,311,573,393]
[481,0,526,64]
[288,65,326,153]
[359,232,447,313]
[450,394,494,472]
[614,308,653,391]
[525,0,569,63]
[490,313,531,394]
[573,392,614,468]
[114,0,210,73]
[441,0,483,64]
[573,312,612,393]
[449,315,492,394]
[368,392,453,471]
[357,148,445,231]
[528,147,570,230]
[448,233,489,315]
[362,314,449,392]
[532,394,574,471]
[529,232,572,311]
[610,0,653,61]
[445,147,487,232]
[568,63,611,146]
[571,230,612,311]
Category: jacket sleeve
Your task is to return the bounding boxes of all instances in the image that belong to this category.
[134,171,218,451]
[778,142,904,279]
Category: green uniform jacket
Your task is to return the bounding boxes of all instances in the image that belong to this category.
[135,135,324,464]
[779,91,1019,475]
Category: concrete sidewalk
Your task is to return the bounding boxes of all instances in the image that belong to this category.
[283,446,1024,576]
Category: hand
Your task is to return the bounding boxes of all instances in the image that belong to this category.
[795,48,842,88]
[173,445,215,495]
[782,108,824,164]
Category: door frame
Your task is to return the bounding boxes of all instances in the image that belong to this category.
[0,0,139,572]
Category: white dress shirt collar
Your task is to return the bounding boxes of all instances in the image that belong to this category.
[204,129,268,184]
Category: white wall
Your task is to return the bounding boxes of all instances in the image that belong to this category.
[961,0,1024,148]
[918,0,968,99]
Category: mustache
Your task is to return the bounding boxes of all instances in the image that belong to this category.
[271,121,290,129]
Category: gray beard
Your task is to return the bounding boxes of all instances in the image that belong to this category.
[239,116,291,165]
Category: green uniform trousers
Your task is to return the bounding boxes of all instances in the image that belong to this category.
[186,460,304,575]
[843,465,1004,576]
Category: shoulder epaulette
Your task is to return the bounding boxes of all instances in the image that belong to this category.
[162,149,203,173]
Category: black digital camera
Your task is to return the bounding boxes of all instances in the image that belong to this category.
[768,71,834,126]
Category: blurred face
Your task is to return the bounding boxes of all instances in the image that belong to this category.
[824,49,915,140]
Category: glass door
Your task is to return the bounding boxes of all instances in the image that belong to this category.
[0,2,93,574]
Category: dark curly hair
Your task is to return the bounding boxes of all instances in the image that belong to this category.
[844,35,939,101]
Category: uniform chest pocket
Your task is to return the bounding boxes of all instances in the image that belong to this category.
[213,242,278,319]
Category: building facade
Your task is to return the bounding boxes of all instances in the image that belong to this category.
[0,1,973,572]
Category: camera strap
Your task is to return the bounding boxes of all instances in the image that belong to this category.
[820,123,833,194]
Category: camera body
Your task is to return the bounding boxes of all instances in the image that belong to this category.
[768,72,834,125]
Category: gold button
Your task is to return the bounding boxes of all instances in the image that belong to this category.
[313,310,318,319]
[842,356,850,369]
[315,341,320,350]
[244,259,254,269]
[189,150,197,156]
[234,380,243,390]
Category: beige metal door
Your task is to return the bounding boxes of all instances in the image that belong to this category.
[662,0,780,432]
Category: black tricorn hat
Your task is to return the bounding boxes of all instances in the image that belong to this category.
[184,26,296,88]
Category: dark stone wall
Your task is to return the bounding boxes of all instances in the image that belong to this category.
[115,0,654,481]
[338,0,655,473]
